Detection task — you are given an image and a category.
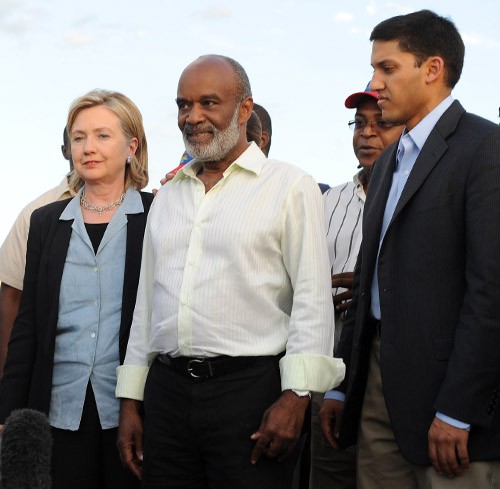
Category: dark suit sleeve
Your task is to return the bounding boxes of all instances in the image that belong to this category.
[334,247,363,393]
[434,130,500,428]
[0,209,44,421]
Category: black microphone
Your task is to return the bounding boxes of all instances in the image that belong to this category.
[0,408,52,489]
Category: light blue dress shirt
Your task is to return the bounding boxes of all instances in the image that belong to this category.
[370,95,454,320]
[49,187,144,430]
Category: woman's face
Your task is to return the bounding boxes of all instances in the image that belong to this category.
[70,105,137,188]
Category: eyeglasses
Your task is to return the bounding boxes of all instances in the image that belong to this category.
[348,119,398,131]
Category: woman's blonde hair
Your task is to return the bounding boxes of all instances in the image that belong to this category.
[67,89,149,193]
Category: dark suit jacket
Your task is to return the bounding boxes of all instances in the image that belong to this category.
[0,191,153,422]
[336,101,500,464]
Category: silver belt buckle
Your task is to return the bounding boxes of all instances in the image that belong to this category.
[187,359,206,379]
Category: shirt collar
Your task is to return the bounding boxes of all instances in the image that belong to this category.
[172,142,266,183]
[406,95,454,151]
[60,187,143,221]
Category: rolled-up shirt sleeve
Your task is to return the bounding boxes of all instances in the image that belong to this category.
[279,175,345,392]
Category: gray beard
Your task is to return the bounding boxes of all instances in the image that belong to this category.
[183,108,240,162]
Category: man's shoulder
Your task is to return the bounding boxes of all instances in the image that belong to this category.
[261,158,314,184]
[21,179,71,216]
[440,101,499,139]
[30,197,72,223]
[323,180,359,202]
[326,180,358,194]
[459,112,500,135]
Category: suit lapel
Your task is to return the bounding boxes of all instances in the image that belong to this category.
[386,100,465,231]
[119,208,148,362]
[45,218,72,353]
[363,144,398,266]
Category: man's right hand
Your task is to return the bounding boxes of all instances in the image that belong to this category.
[152,172,176,196]
[117,398,144,479]
[319,398,345,449]
[332,272,354,313]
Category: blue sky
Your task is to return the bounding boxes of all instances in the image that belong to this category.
[1,0,499,244]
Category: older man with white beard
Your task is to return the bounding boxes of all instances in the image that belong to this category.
[116,54,344,489]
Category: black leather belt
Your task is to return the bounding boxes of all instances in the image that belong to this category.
[156,354,275,381]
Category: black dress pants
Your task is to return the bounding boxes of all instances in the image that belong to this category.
[51,382,139,489]
[142,357,301,489]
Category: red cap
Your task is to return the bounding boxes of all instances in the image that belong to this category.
[344,90,379,108]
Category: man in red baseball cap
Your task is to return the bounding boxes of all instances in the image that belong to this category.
[309,84,403,489]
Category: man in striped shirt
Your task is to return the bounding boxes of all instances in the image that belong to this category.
[309,87,403,489]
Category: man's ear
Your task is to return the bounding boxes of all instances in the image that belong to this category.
[260,131,270,151]
[425,56,445,84]
[239,97,253,124]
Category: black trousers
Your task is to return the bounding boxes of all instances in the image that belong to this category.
[51,382,139,489]
[142,357,301,489]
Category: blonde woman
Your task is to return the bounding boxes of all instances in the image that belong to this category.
[0,89,152,489]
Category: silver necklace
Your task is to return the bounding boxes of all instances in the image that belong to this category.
[80,188,126,216]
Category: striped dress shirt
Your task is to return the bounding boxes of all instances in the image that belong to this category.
[116,143,345,400]
[323,172,365,349]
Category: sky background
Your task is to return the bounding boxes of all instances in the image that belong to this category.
[1,0,499,244]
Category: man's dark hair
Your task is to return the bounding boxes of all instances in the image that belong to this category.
[252,103,272,155]
[199,54,252,102]
[246,110,262,146]
[253,104,272,137]
[370,9,465,88]
[63,126,69,147]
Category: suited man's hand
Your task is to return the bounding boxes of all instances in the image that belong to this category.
[319,398,344,449]
[332,272,354,313]
[428,417,470,477]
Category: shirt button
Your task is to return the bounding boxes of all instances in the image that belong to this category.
[181,299,187,305]
[91,332,96,338]
[94,267,98,273]
[94,300,99,306]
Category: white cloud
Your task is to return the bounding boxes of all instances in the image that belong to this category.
[365,1,377,15]
[194,6,232,21]
[65,29,95,46]
[462,32,500,48]
[0,0,22,17]
[0,0,43,41]
[462,33,483,45]
[335,11,354,22]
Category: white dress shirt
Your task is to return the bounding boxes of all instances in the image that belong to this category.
[116,143,345,400]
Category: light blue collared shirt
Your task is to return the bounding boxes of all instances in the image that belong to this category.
[370,95,454,320]
[49,187,144,430]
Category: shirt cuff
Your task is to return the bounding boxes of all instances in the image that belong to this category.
[324,390,346,402]
[435,412,471,431]
[279,353,345,393]
[115,365,149,401]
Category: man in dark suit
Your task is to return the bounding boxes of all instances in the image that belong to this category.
[320,9,500,488]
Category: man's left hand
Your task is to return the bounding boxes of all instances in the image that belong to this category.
[250,390,309,464]
[428,416,470,478]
